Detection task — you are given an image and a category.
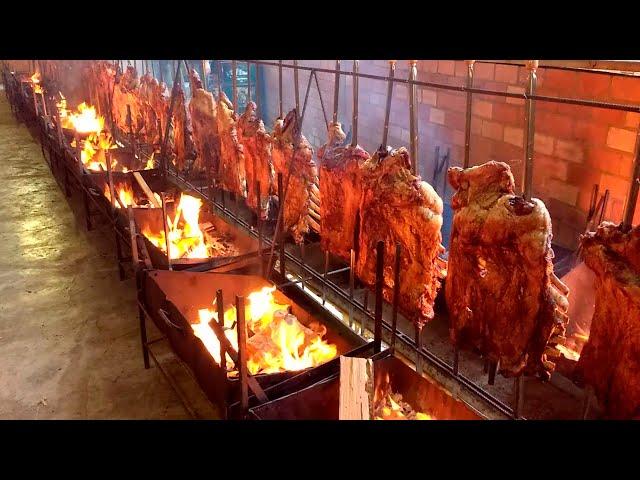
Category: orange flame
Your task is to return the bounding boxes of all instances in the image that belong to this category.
[142,193,208,260]
[193,286,338,375]
[104,183,135,208]
[30,72,43,94]
[374,374,433,420]
[69,102,104,134]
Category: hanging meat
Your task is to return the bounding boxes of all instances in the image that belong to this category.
[238,101,275,219]
[216,92,247,197]
[356,146,445,328]
[138,72,161,146]
[169,76,197,173]
[111,65,145,138]
[271,109,319,243]
[318,122,369,261]
[187,68,218,178]
[576,222,640,419]
[445,161,570,380]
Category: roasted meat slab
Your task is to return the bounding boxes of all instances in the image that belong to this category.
[271,110,319,243]
[138,72,162,146]
[576,222,640,419]
[445,161,569,380]
[238,101,275,219]
[356,147,445,328]
[112,66,145,138]
[171,79,197,172]
[187,69,218,178]
[318,122,369,261]
[216,92,247,197]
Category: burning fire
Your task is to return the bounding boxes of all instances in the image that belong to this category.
[30,73,43,94]
[143,193,208,259]
[69,102,104,134]
[145,152,156,170]
[193,286,338,375]
[104,183,135,208]
[374,374,433,420]
[73,132,118,172]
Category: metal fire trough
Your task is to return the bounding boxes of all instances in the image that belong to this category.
[247,349,483,420]
[138,270,366,418]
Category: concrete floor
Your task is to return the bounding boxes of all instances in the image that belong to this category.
[0,92,211,419]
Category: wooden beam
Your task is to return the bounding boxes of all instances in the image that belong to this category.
[339,356,374,420]
[133,171,161,208]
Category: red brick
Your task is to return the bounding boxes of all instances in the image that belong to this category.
[422,61,438,73]
[576,74,611,100]
[494,64,518,84]
[446,111,466,131]
[473,62,494,81]
[506,85,525,105]
[481,121,503,141]
[453,129,465,147]
[469,135,493,166]
[471,116,482,135]
[472,99,492,119]
[429,108,445,125]
[548,178,580,205]
[492,103,522,125]
[536,111,573,139]
[437,92,466,113]
[544,69,579,95]
[437,61,455,76]
[589,107,626,125]
[504,126,524,147]
[600,173,630,201]
[625,111,640,128]
[555,140,584,163]
[586,147,628,176]
[606,127,637,153]
[420,88,437,106]
[454,61,468,78]
[610,76,640,103]
[573,120,609,145]
[618,155,635,178]
[547,198,588,231]
[534,134,555,155]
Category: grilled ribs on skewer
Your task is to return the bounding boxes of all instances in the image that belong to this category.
[317,121,369,261]
[271,109,319,243]
[187,68,218,178]
[170,77,197,173]
[216,92,247,197]
[445,161,569,380]
[576,222,640,418]
[238,101,276,220]
[356,146,445,329]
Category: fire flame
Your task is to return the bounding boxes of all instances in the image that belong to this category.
[145,152,155,170]
[30,73,43,94]
[104,184,135,208]
[73,132,118,172]
[193,286,338,375]
[374,374,433,420]
[143,193,208,260]
[69,102,104,134]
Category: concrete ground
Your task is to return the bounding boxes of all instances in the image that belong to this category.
[0,92,215,419]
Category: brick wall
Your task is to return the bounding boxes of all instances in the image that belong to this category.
[261,60,640,250]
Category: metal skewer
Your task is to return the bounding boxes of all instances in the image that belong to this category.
[293,60,300,114]
[278,60,283,119]
[622,127,640,230]
[463,60,475,168]
[373,240,385,353]
[391,242,401,350]
[332,60,340,125]
[351,60,359,147]
[381,60,396,149]
[161,192,173,271]
[201,60,208,91]
[408,60,419,175]
[522,60,538,201]
[231,60,238,111]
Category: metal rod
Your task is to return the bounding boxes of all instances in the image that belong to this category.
[522,60,538,201]
[348,248,355,329]
[247,61,252,103]
[513,375,525,419]
[381,60,396,148]
[488,360,498,385]
[408,60,419,175]
[293,60,300,114]
[215,289,226,373]
[255,62,261,118]
[390,242,401,349]
[105,149,116,211]
[300,242,306,290]
[236,295,249,415]
[332,60,340,124]
[247,60,640,114]
[373,240,384,353]
[161,192,173,271]
[201,60,208,91]
[622,130,640,230]
[322,250,330,305]
[256,180,264,275]
[453,345,460,376]
[415,325,423,374]
[278,60,283,118]
[362,289,369,335]
[278,173,285,278]
[231,60,238,110]
[464,60,475,168]
[217,60,223,98]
